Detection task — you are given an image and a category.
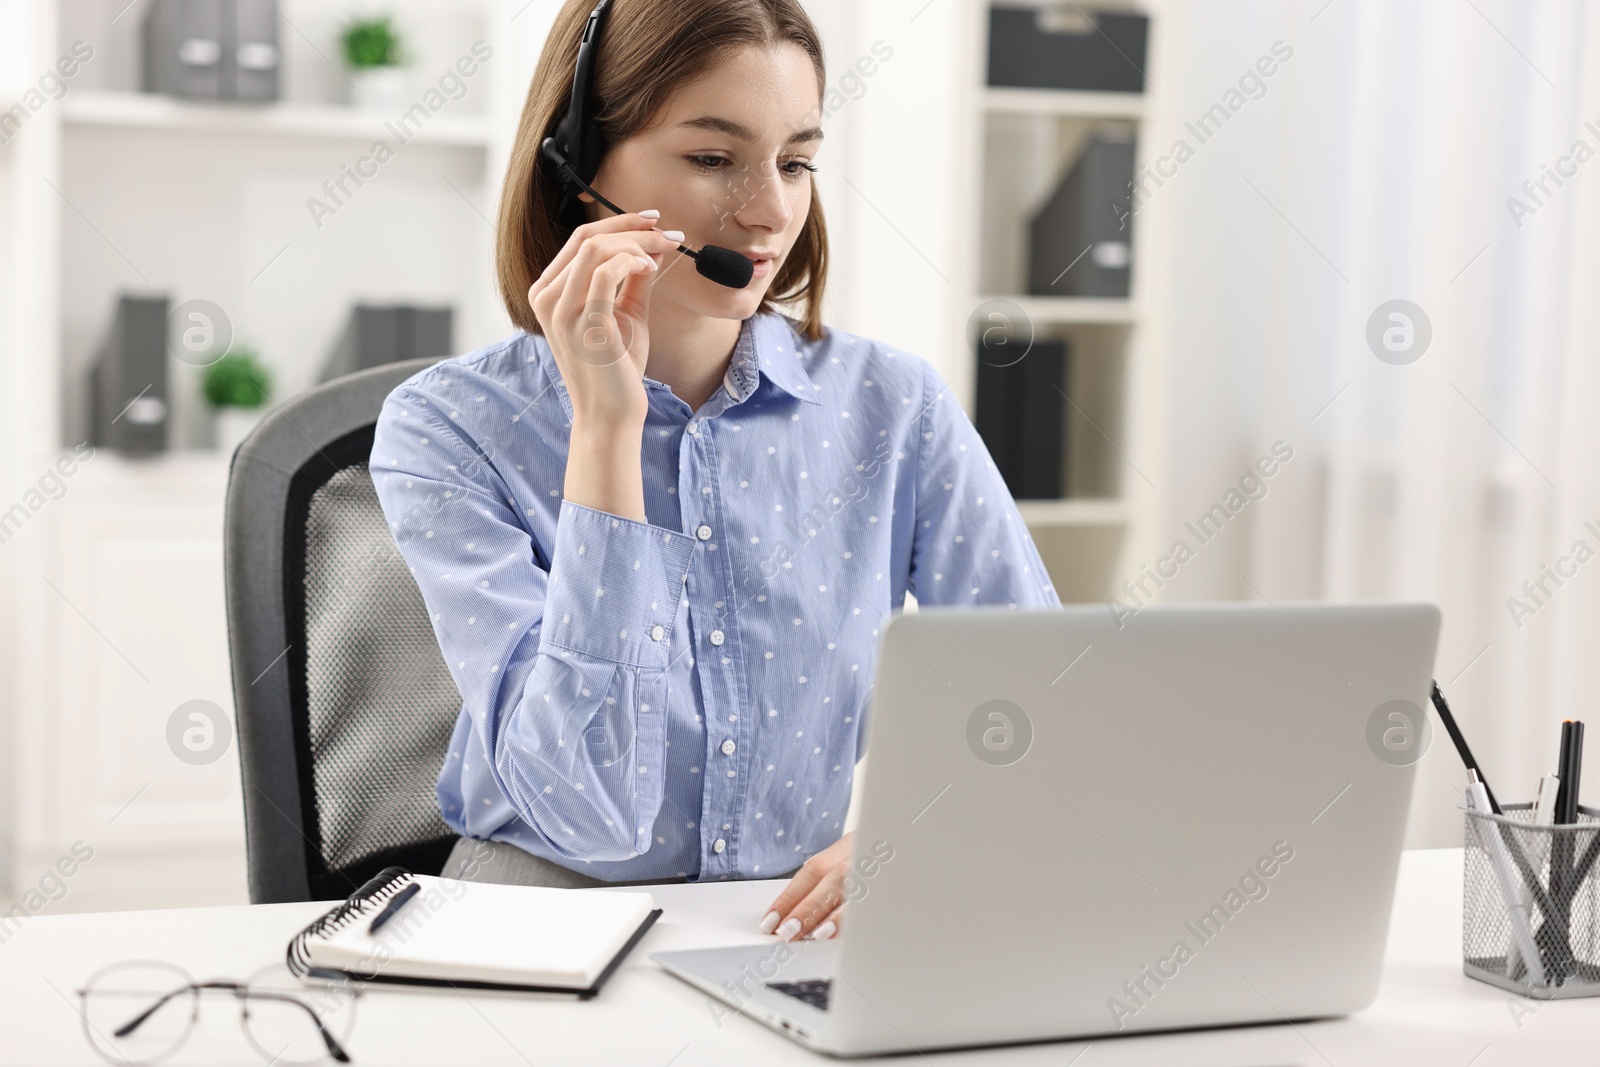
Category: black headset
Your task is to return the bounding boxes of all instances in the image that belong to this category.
[539,0,754,289]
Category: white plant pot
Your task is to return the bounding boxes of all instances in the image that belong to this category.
[214,407,264,455]
[349,67,407,111]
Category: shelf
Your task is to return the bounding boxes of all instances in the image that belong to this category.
[1015,499,1130,527]
[983,87,1144,119]
[978,295,1137,326]
[59,448,231,506]
[60,91,494,148]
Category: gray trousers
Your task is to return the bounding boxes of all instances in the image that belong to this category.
[440,837,689,889]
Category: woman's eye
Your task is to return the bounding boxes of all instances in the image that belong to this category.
[687,156,818,178]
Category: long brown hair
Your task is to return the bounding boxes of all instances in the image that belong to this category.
[496,0,830,342]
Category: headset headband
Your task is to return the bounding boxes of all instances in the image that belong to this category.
[533,0,756,289]
[543,0,614,207]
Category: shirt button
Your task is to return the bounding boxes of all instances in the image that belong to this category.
[721,739,736,755]
[712,838,726,854]
[688,421,700,436]
[696,524,712,540]
[709,629,725,646]
[649,624,664,642]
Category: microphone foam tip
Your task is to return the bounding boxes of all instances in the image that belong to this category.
[696,245,755,289]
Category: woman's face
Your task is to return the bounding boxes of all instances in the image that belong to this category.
[583,42,822,322]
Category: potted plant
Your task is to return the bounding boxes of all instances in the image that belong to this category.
[341,15,408,110]
[202,347,273,454]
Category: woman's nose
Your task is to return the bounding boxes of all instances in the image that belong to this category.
[725,160,793,232]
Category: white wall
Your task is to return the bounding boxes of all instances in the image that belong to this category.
[1144,0,1600,847]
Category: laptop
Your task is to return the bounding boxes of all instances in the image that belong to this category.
[652,602,1440,1056]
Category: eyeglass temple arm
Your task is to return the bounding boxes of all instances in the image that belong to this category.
[111,983,351,1063]
[241,990,353,1063]
[112,983,203,1038]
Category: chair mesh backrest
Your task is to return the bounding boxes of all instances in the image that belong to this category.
[287,433,462,895]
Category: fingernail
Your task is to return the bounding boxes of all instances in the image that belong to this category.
[776,918,802,941]
[813,920,836,940]
[661,229,685,243]
[759,910,781,934]
[635,256,654,269]
[639,209,661,219]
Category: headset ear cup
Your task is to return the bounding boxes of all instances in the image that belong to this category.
[540,136,567,173]
[538,136,574,218]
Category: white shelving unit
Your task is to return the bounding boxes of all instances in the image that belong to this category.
[984,86,1146,119]
[0,0,547,911]
[975,294,1140,325]
[61,90,497,147]
[946,2,1168,604]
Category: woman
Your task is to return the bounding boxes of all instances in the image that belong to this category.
[371,0,1059,944]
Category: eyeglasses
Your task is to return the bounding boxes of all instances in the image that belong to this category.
[76,960,361,1064]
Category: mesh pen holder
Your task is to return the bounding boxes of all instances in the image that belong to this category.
[1464,802,1600,998]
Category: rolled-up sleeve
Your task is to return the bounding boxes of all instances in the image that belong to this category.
[372,379,696,861]
[908,361,1060,609]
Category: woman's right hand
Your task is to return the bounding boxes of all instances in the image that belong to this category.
[527,211,683,429]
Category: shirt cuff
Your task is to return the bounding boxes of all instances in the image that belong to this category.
[539,501,696,669]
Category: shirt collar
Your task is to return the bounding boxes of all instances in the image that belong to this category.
[724,312,823,407]
[537,312,821,421]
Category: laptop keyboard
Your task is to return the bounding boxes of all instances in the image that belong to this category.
[766,978,833,1011]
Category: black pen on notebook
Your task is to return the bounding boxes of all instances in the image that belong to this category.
[368,882,421,934]
[1431,681,1502,814]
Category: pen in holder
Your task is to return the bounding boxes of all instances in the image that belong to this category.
[1463,802,1600,997]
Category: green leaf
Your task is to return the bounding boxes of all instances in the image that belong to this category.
[341,15,405,69]
[201,349,273,410]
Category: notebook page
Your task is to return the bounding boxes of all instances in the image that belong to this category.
[307,875,655,988]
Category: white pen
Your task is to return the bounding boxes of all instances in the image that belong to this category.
[1506,774,1561,980]
[1533,774,1561,825]
[1467,769,1546,987]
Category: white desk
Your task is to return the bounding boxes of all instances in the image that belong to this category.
[2,848,1595,1065]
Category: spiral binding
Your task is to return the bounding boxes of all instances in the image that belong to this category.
[286,866,414,981]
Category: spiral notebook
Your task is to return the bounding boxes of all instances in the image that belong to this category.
[287,866,661,999]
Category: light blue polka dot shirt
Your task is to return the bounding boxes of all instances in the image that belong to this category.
[370,311,1060,882]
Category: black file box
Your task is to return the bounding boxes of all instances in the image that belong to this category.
[974,337,1067,499]
[1028,134,1136,298]
[987,6,1149,94]
[143,0,279,102]
[90,295,171,455]
[321,304,454,383]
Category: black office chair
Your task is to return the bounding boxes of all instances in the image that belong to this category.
[224,358,462,903]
